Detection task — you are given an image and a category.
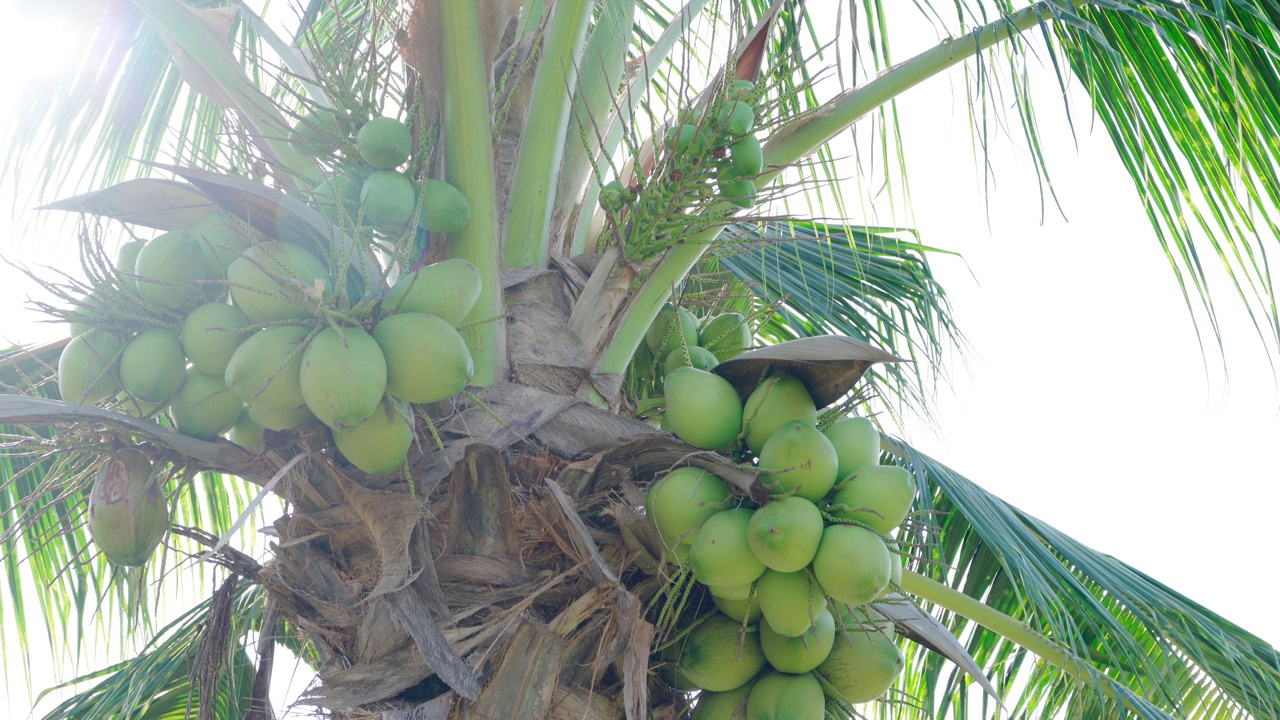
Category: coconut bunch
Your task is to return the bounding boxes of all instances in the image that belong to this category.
[643,358,916,715]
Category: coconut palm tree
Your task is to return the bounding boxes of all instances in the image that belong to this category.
[2,1,1279,718]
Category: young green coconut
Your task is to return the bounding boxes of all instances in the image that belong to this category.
[87,448,169,568]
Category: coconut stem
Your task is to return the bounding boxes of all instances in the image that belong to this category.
[899,568,1138,710]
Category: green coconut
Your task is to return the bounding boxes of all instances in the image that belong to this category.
[119,328,186,404]
[706,582,753,600]
[717,175,758,209]
[332,398,415,474]
[811,524,892,607]
[677,613,767,692]
[312,169,368,224]
[745,496,824,572]
[227,241,328,323]
[688,508,766,589]
[699,312,751,359]
[663,345,720,375]
[382,258,483,326]
[114,239,145,294]
[743,373,818,455]
[289,109,342,157]
[827,464,917,534]
[746,670,825,720]
[712,592,763,624]
[645,466,732,548]
[248,401,322,431]
[757,420,839,503]
[729,79,756,100]
[228,408,262,453]
[663,367,743,451]
[360,170,417,228]
[87,448,168,568]
[691,685,751,720]
[169,369,244,440]
[878,542,904,600]
[356,116,412,169]
[300,325,388,430]
[58,329,123,405]
[418,179,471,233]
[373,313,474,403]
[824,417,881,480]
[729,135,764,177]
[192,211,250,280]
[717,100,756,138]
[224,325,311,409]
[760,607,836,673]
[665,123,709,156]
[645,303,699,357]
[756,569,828,638]
[815,620,904,704]
[134,231,208,309]
[182,302,252,376]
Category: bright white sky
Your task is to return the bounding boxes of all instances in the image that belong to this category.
[1,1,1278,717]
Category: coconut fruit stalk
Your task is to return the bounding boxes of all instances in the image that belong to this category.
[87,448,169,567]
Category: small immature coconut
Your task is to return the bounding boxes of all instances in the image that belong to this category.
[663,367,743,451]
[119,328,186,403]
[332,398,415,474]
[729,135,764,177]
[169,369,244,440]
[663,345,720,375]
[760,607,836,673]
[58,328,123,405]
[688,508,766,589]
[645,466,732,548]
[826,464,917,534]
[134,231,208,309]
[88,448,168,567]
[811,524,891,607]
[746,670,825,720]
[645,303,699,357]
[300,325,388,430]
[757,421,839,503]
[373,313,474,403]
[224,325,311,409]
[699,312,751,359]
[418,179,471,233]
[181,302,252,376]
[356,116,412,169]
[742,373,817,455]
[381,258,483,326]
[227,241,328,323]
[677,613,767,692]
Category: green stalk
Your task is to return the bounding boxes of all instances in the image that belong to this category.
[900,569,1137,710]
[440,0,506,386]
[133,0,320,185]
[503,0,594,269]
[554,0,634,231]
[592,3,1065,382]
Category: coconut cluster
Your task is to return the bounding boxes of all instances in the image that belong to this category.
[59,210,483,482]
[645,362,915,715]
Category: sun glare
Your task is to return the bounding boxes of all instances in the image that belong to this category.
[0,11,84,101]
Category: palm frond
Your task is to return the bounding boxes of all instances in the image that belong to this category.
[887,437,1280,719]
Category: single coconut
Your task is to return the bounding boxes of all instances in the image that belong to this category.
[826,464,917,534]
[134,231,208,309]
[688,508,766,589]
[742,373,817,455]
[756,569,828,638]
[169,369,244,440]
[746,670,825,720]
[332,398,415,474]
[711,592,763,624]
[663,367,743,451]
[356,116,412,169]
[824,416,881,480]
[227,241,328,323]
[663,345,720,375]
[757,420,839,503]
[224,325,311,409]
[58,329,123,405]
[811,524,891,607]
[745,496,824,572]
[418,179,471,233]
[361,170,417,227]
[676,613,767,692]
[699,312,751,359]
[759,607,836,673]
[87,448,168,567]
[691,685,751,720]
[814,617,904,704]
[247,401,322,431]
[373,313,474,403]
[119,328,186,403]
[645,466,732,548]
[381,258,483,326]
[181,302,252,376]
[289,109,342,157]
[300,325,388,430]
[645,303,699,357]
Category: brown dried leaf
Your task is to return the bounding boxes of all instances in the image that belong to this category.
[714,335,906,408]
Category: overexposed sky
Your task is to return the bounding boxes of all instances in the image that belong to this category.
[1,1,1278,716]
